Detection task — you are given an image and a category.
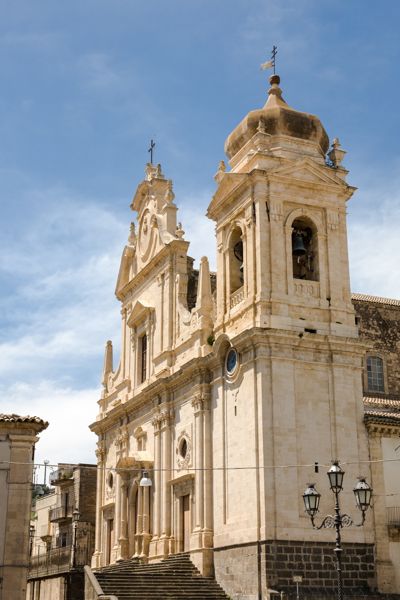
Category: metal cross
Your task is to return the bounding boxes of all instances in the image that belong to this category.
[148,139,155,164]
[271,45,278,74]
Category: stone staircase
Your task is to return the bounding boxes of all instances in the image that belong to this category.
[94,553,230,600]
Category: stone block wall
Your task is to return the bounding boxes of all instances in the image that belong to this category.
[265,539,375,593]
[214,540,376,600]
[353,298,400,396]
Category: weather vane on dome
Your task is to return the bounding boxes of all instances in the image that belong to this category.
[260,45,278,74]
[148,139,156,164]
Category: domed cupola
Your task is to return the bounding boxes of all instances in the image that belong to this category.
[224,74,329,171]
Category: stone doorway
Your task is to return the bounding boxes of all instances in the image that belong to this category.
[181,494,190,552]
[106,518,114,565]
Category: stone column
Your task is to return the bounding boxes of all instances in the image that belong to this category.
[0,416,48,600]
[117,477,129,560]
[112,471,121,562]
[92,442,105,568]
[192,396,204,539]
[121,308,127,379]
[160,409,173,556]
[136,485,143,556]
[142,484,151,557]
[151,417,162,547]
[203,393,213,544]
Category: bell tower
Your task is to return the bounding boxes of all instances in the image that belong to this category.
[208,74,357,340]
[208,75,376,596]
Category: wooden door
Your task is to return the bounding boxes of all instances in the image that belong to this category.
[107,519,114,564]
[182,495,190,552]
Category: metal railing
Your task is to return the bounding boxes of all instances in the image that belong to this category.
[387,506,400,527]
[28,543,91,577]
[49,505,73,522]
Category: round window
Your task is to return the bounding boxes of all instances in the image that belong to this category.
[226,348,238,376]
[107,472,114,489]
[179,438,188,459]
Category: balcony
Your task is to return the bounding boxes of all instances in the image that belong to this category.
[28,543,91,577]
[387,506,400,528]
[49,466,73,485]
[49,505,73,522]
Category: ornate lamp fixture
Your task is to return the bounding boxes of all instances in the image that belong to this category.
[303,461,372,600]
[139,470,152,487]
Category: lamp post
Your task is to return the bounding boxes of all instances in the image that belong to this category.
[71,507,80,569]
[303,461,372,600]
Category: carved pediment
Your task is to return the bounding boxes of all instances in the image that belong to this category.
[269,158,354,191]
[127,299,154,328]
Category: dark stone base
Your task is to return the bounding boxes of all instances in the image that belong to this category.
[214,539,386,600]
[265,539,375,592]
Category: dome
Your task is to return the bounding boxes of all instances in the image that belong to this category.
[224,75,329,160]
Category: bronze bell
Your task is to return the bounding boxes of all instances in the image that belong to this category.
[293,232,307,256]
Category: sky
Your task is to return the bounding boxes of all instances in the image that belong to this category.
[1,0,400,480]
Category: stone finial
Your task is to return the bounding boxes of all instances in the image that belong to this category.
[175,222,185,239]
[328,137,346,168]
[195,256,213,314]
[164,180,175,204]
[128,222,136,245]
[102,340,113,386]
[264,73,288,109]
[214,160,226,183]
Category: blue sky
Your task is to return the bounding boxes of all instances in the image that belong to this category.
[1,0,400,475]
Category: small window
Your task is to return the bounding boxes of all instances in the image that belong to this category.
[140,334,147,383]
[366,356,385,393]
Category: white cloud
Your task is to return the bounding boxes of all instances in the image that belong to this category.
[0,187,126,383]
[178,191,216,271]
[77,52,122,90]
[348,176,400,299]
[0,380,98,468]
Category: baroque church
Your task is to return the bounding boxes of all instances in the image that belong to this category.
[88,74,400,598]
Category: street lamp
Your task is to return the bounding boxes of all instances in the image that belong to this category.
[303,461,372,600]
[71,508,80,569]
[139,470,152,487]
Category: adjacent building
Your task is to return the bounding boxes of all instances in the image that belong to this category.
[27,463,96,600]
[87,72,400,598]
[0,414,48,600]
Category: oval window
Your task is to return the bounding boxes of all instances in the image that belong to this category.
[179,438,188,459]
[226,348,238,376]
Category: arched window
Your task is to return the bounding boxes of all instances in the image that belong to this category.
[366,356,385,393]
[229,227,244,293]
[291,217,319,282]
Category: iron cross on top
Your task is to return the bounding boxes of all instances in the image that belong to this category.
[271,45,277,74]
[148,139,155,164]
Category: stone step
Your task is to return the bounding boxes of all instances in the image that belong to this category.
[94,554,230,600]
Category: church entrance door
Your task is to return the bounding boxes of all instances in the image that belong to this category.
[182,494,190,552]
[106,519,114,565]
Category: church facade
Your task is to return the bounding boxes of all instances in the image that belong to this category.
[89,74,400,597]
